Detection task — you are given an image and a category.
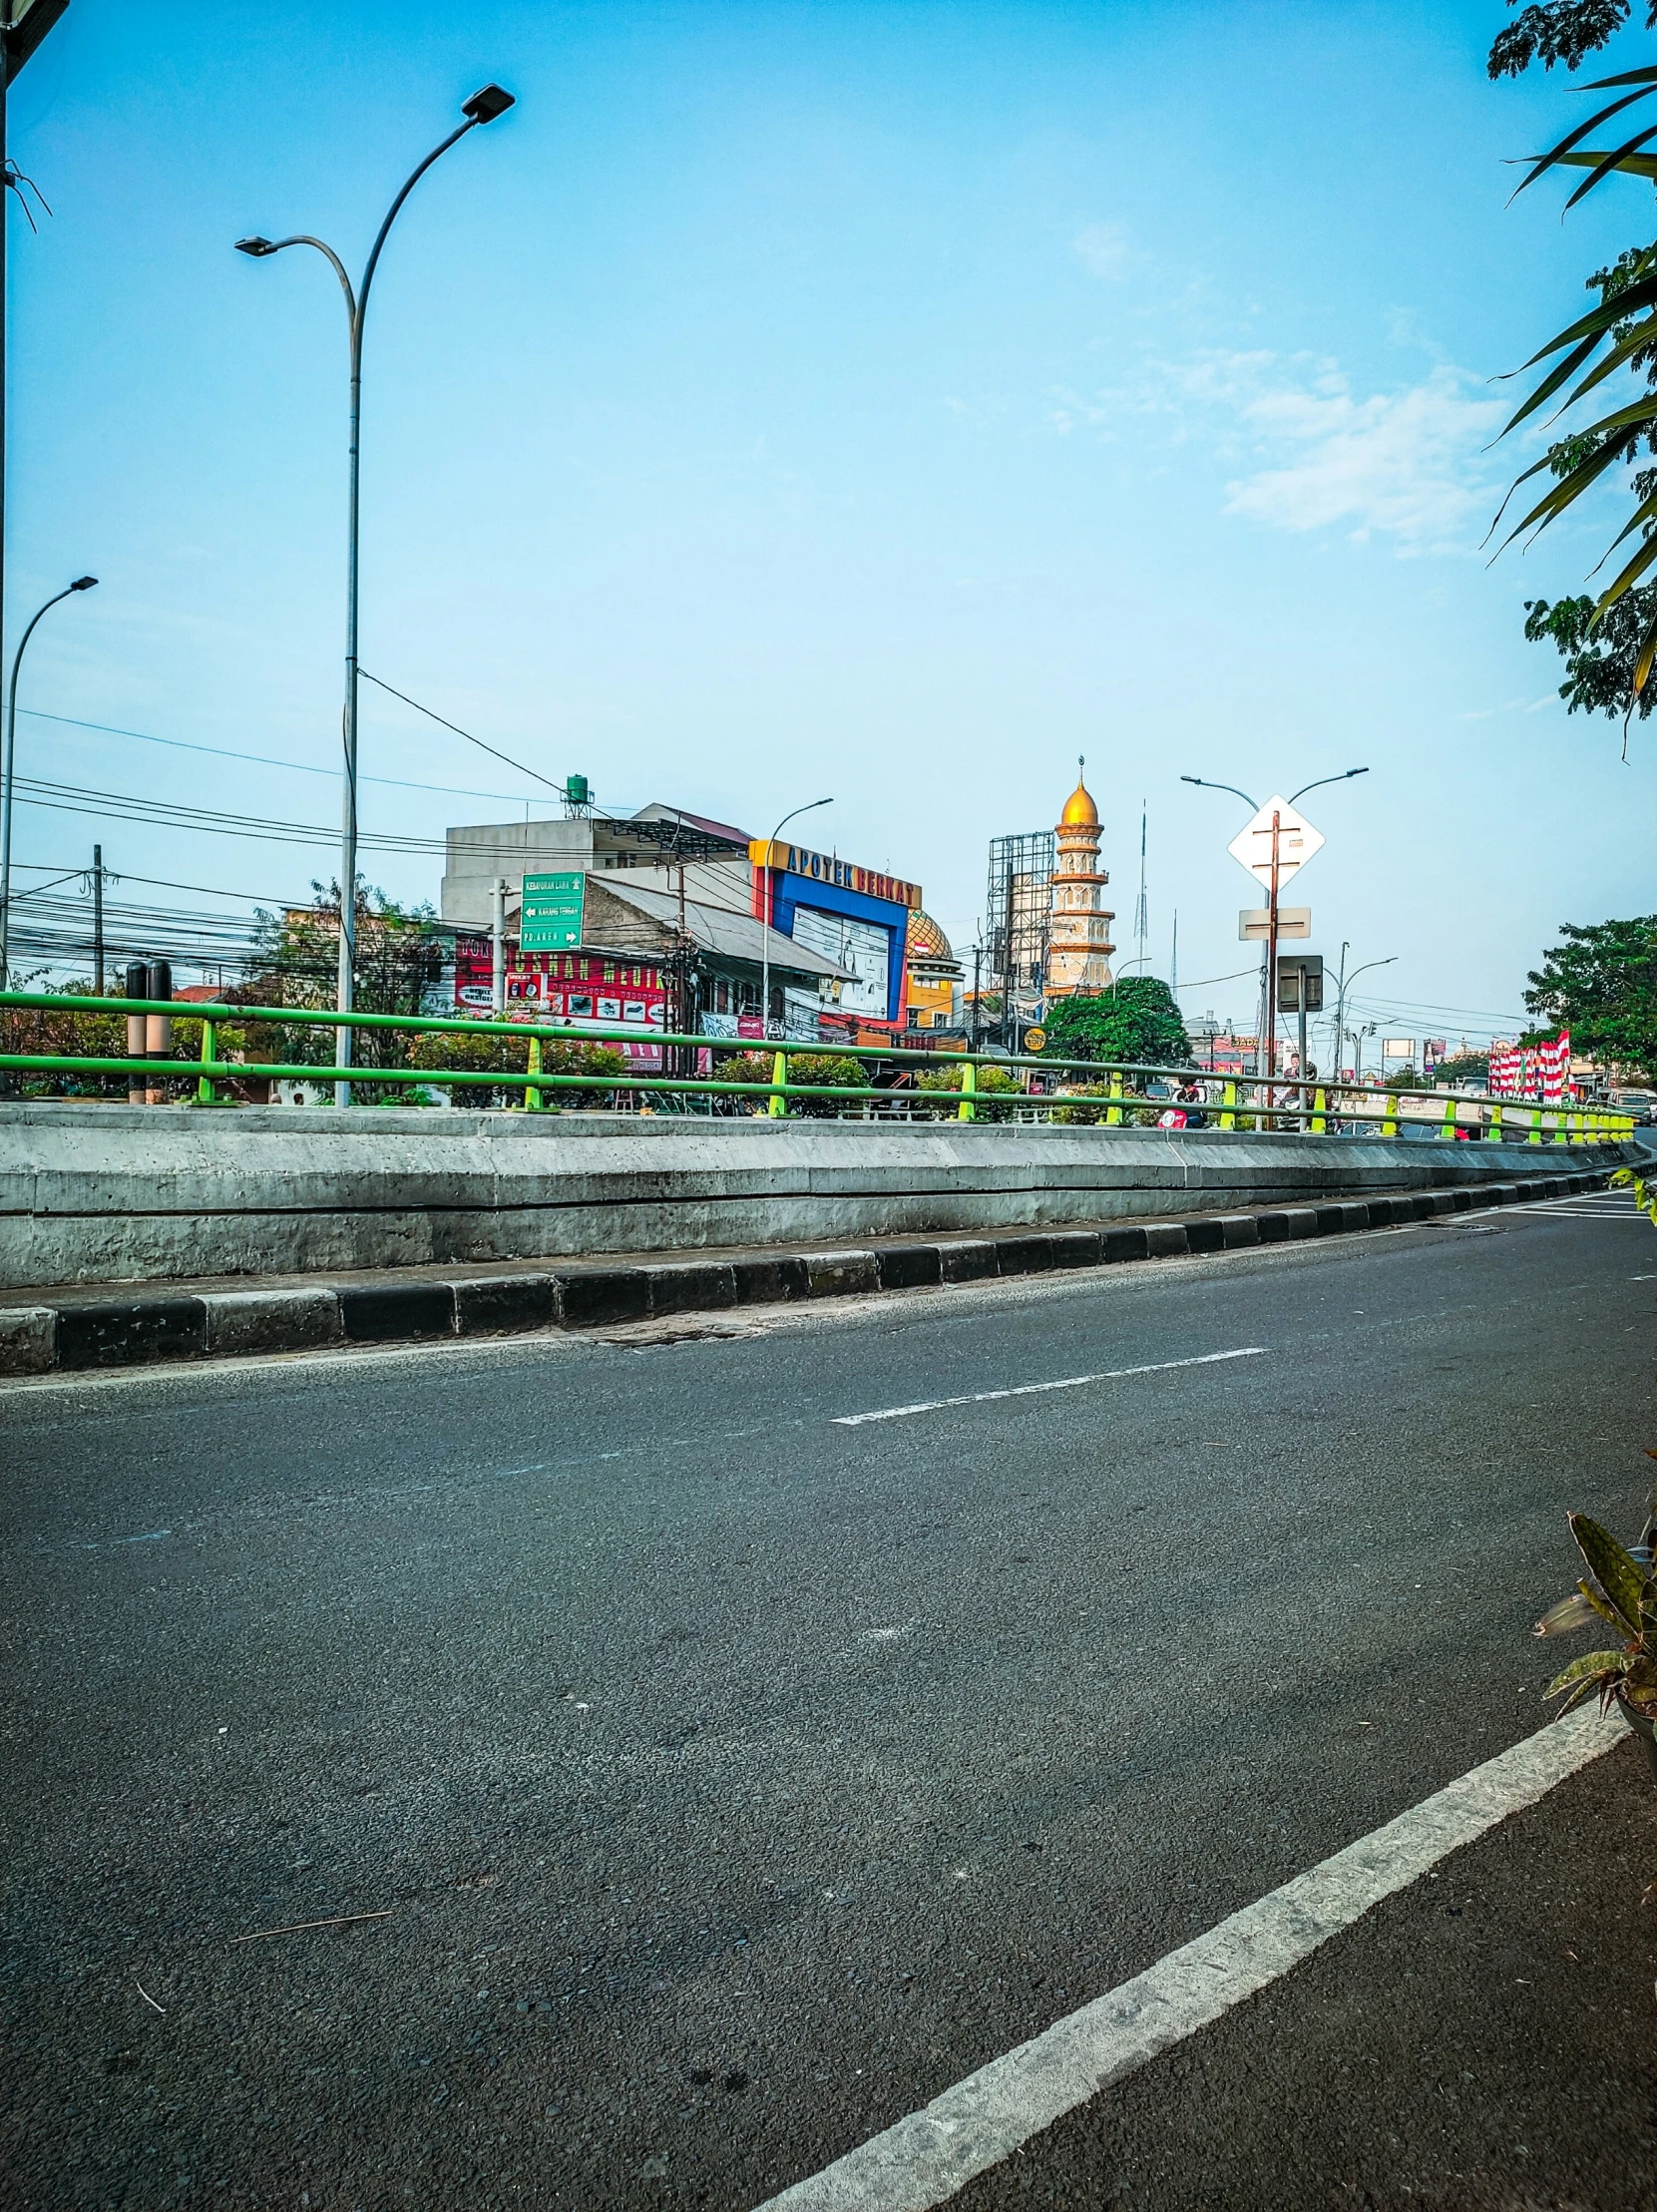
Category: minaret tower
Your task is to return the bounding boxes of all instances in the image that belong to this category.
[1046,757,1115,998]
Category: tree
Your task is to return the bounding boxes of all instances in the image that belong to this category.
[1037,978,1191,1070]
[1489,7,1657,721]
[249,879,444,1074]
[1524,914,1657,1074]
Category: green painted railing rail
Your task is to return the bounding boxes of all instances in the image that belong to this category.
[0,989,1635,1140]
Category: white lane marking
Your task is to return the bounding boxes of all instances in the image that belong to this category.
[752,1705,1626,2212]
[831,1348,1268,1427]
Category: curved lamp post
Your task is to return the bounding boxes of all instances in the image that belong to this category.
[235,83,515,1103]
[1329,946,1397,1084]
[758,796,832,1044]
[1181,766,1368,1077]
[0,574,98,988]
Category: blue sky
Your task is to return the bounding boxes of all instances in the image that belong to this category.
[6,0,1653,1046]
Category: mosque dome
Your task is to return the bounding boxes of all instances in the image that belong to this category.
[906,908,954,962]
[1059,774,1098,829]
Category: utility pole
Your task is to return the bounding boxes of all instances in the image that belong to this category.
[1265,806,1281,1082]
[971,942,982,1054]
[91,841,102,992]
[490,876,506,1016]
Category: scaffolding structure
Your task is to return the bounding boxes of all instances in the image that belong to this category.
[986,830,1054,1032]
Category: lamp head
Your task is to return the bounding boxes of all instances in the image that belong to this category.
[70,576,97,592]
[234,235,279,257]
[462,83,515,124]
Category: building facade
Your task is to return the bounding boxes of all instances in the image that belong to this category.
[1045,767,1115,997]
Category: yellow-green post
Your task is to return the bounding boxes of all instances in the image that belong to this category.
[1527,1106,1542,1144]
[1310,1086,1326,1135]
[1219,1080,1236,1131]
[1105,1070,1123,1125]
[1382,1092,1399,1138]
[525,1034,544,1111]
[197,1019,217,1106]
[958,1060,977,1121]
[1440,1093,1456,1140]
[769,1050,788,1117]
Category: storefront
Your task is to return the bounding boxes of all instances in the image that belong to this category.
[748,839,922,1033]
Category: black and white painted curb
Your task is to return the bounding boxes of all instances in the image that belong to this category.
[0,1170,1609,1377]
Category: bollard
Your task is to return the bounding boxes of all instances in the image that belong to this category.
[1488,1101,1502,1145]
[197,1019,217,1106]
[1310,1086,1326,1135]
[1382,1092,1399,1138]
[768,1050,788,1118]
[145,959,172,1106]
[1440,1093,1456,1140]
[524,1033,544,1112]
[1105,1070,1123,1125]
[125,961,147,1104]
[958,1059,977,1121]
[1219,1079,1236,1132]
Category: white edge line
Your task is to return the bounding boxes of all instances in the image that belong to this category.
[750,1704,1627,2212]
[831,1348,1267,1427]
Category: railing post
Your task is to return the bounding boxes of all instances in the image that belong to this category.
[1527,1106,1542,1144]
[197,1019,216,1106]
[525,1033,544,1111]
[1310,1085,1326,1135]
[1105,1070,1123,1125]
[958,1059,977,1121]
[769,1049,788,1118]
[1382,1092,1399,1138]
[1440,1093,1455,1140]
[1219,1079,1236,1131]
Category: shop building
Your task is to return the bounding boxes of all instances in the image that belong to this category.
[748,835,922,1041]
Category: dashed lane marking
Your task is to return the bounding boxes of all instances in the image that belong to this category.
[751,1705,1627,2212]
[830,1347,1268,1427]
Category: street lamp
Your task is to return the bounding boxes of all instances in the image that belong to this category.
[0,574,97,988]
[1180,767,1368,1078]
[1329,945,1397,1086]
[758,796,831,1043]
[236,84,515,1103]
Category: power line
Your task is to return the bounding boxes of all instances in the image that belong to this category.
[356,668,573,798]
[16,705,553,807]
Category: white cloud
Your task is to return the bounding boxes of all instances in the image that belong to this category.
[1073,221,1133,279]
[1177,352,1505,555]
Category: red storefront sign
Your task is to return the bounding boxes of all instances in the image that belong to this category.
[453,941,669,1070]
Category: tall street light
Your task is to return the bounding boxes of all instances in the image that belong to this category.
[1181,767,1367,1078]
[236,82,516,1104]
[1329,943,1397,1085]
[759,796,831,1043]
[0,572,95,986]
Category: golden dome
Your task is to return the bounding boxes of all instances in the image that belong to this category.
[906,908,953,961]
[1059,774,1098,828]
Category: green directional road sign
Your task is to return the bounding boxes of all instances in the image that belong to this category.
[520,870,586,952]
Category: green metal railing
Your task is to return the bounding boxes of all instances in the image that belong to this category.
[0,989,1636,1142]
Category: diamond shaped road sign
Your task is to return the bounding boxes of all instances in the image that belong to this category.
[1226,796,1325,891]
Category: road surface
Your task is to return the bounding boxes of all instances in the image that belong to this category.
[5,1188,1656,2209]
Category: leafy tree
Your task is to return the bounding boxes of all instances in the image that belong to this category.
[1524,914,1657,1074]
[914,1062,1022,1120]
[1489,7,1657,719]
[1037,978,1191,1071]
[249,878,444,1073]
[782,1052,868,1116]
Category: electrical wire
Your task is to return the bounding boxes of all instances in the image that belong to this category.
[15,705,553,807]
[356,669,572,798]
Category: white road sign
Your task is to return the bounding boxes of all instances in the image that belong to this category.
[1227,797,1325,891]
[1239,907,1310,941]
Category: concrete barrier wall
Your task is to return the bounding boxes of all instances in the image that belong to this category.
[0,1101,1633,1290]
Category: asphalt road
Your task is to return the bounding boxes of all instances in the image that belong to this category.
[4,1192,1657,2211]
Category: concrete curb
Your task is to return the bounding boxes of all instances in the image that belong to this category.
[0,1168,1611,1378]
